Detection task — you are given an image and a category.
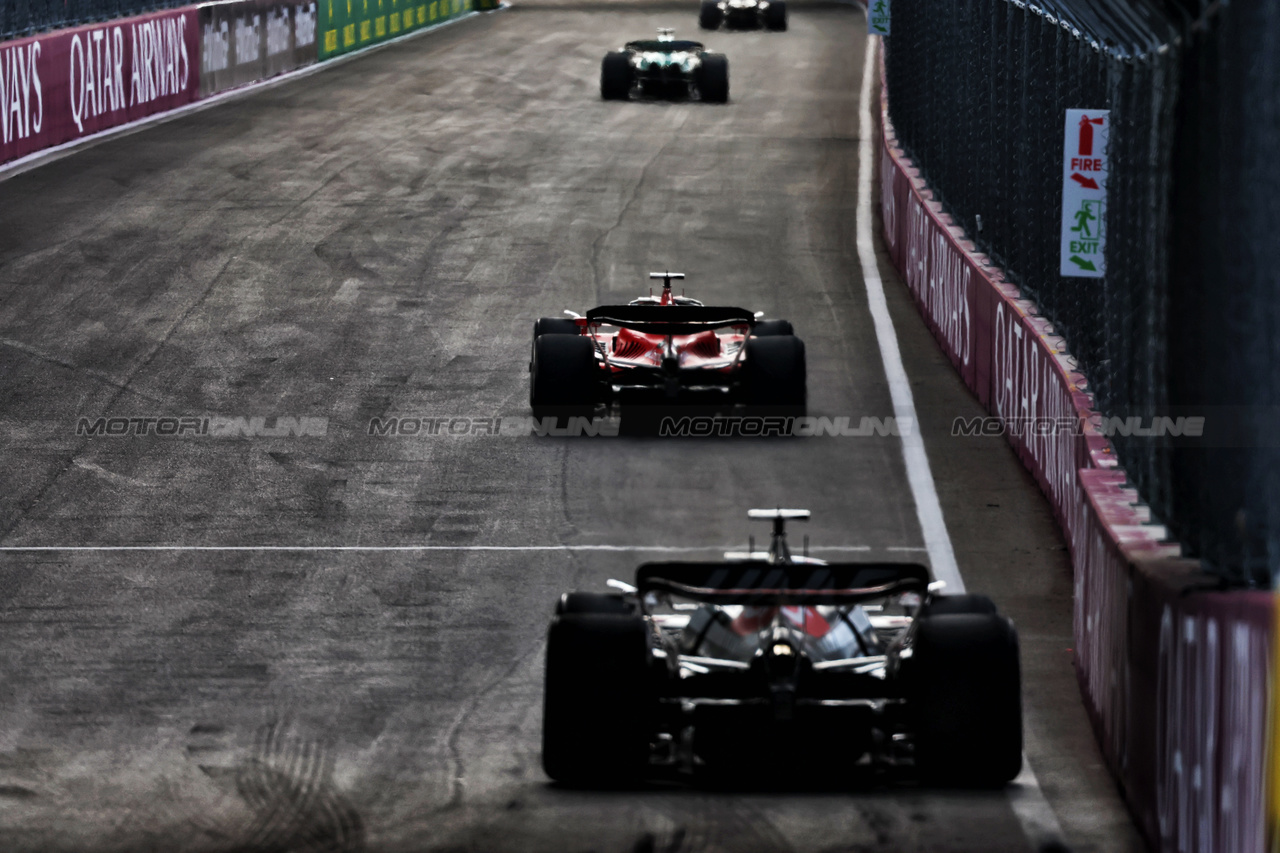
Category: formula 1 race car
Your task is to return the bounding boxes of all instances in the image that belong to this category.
[528,271,805,432]
[601,29,729,102]
[700,0,786,31]
[542,509,1024,787]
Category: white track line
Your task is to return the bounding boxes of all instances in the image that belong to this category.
[855,36,962,595]
[0,545,881,552]
[856,32,1067,853]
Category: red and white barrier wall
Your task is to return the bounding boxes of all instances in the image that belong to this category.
[877,67,1275,852]
[0,0,376,170]
[0,9,200,166]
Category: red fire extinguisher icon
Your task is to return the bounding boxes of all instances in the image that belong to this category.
[1078,115,1105,156]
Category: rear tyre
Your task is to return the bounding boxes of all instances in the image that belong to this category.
[601,51,633,100]
[919,593,998,618]
[556,591,636,616]
[530,334,599,428]
[699,0,723,29]
[696,53,729,103]
[752,319,794,337]
[906,613,1023,786]
[741,335,806,416]
[534,317,580,339]
[542,613,652,785]
[763,0,786,30]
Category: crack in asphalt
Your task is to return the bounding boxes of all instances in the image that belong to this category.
[589,117,690,304]
[442,637,547,811]
[0,252,238,544]
[0,336,171,405]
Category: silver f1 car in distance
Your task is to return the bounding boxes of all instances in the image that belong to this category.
[542,509,1024,787]
[601,29,729,102]
[700,0,787,31]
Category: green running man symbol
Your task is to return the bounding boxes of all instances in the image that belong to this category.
[873,0,886,12]
[1071,202,1096,238]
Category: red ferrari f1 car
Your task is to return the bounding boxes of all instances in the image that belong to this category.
[542,509,1024,787]
[529,272,806,431]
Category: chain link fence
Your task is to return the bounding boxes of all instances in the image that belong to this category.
[886,0,1279,587]
[1,0,190,40]
[1163,0,1280,588]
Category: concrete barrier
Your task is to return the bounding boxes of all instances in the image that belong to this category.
[878,57,1275,853]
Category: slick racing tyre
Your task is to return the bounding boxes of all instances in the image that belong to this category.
[699,0,724,29]
[905,612,1023,786]
[601,51,633,100]
[918,593,998,618]
[696,54,729,103]
[751,319,794,337]
[534,317,580,339]
[763,0,787,30]
[556,591,636,616]
[542,613,651,785]
[530,334,599,427]
[742,335,806,416]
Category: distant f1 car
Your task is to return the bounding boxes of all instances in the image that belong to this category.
[542,508,1024,786]
[700,0,787,31]
[601,29,729,102]
[529,271,805,430]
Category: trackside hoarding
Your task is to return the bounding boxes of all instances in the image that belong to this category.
[879,58,1275,853]
[318,0,474,59]
[199,0,318,96]
[0,0,486,169]
[0,7,200,167]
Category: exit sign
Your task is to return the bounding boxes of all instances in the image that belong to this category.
[1060,109,1109,278]
[868,0,890,35]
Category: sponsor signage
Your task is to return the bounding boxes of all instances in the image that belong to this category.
[1060,108,1109,278]
[199,0,317,96]
[319,0,471,60]
[868,0,890,35]
[0,8,199,167]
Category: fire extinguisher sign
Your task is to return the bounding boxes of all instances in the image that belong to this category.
[1060,108,1110,278]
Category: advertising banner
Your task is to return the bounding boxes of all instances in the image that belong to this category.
[0,7,200,168]
[318,0,472,60]
[199,0,318,97]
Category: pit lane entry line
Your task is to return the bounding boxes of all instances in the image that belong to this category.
[856,32,1069,853]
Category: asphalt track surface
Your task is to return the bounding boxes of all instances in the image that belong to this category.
[0,3,1147,851]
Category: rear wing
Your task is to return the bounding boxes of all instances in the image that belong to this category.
[748,508,810,521]
[635,561,931,605]
[586,305,755,335]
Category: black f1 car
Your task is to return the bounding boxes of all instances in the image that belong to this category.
[542,509,1024,787]
[700,0,786,31]
[529,271,805,431]
[601,29,729,102]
